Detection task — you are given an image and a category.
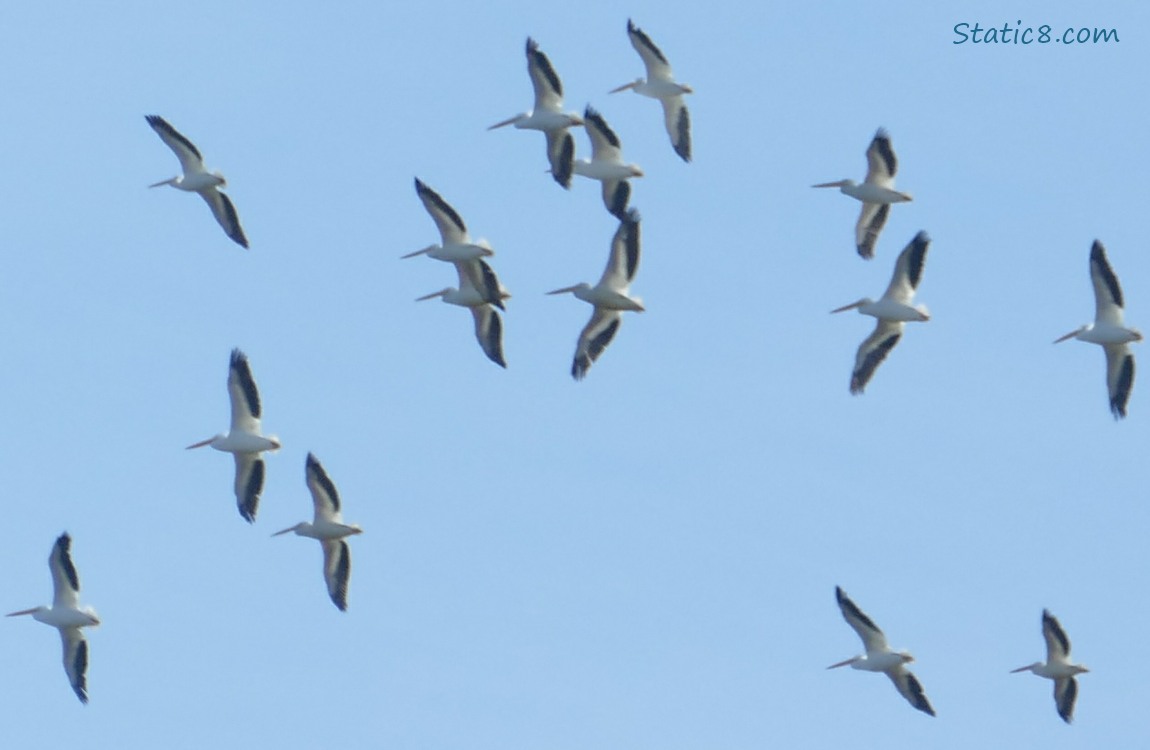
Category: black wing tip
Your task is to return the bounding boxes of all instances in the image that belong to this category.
[1090,239,1105,259]
[56,532,73,548]
[572,356,590,380]
[144,114,166,127]
[856,243,875,260]
[526,36,538,52]
[873,126,891,141]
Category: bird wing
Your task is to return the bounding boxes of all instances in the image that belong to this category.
[227,349,262,433]
[145,114,205,176]
[583,106,624,162]
[546,129,575,189]
[660,96,691,162]
[415,177,468,244]
[1090,240,1126,326]
[854,203,889,260]
[1041,609,1072,662]
[835,586,889,653]
[881,231,930,304]
[864,128,897,188]
[306,452,342,522]
[199,188,249,249]
[233,453,265,523]
[49,533,81,609]
[1054,676,1078,724]
[526,37,564,112]
[470,305,507,368]
[597,209,642,290]
[626,19,674,82]
[888,666,935,716]
[60,628,89,704]
[1104,344,1134,419]
[601,179,632,220]
[321,539,351,612]
[849,321,904,395]
[572,309,622,380]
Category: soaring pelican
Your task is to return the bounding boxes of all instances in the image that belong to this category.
[1011,610,1089,723]
[404,178,496,264]
[145,115,249,249]
[609,19,693,162]
[832,231,931,394]
[489,37,584,188]
[814,129,912,259]
[417,258,509,368]
[7,534,100,704]
[548,209,643,379]
[829,586,935,717]
[273,453,363,611]
[572,106,644,220]
[1055,240,1141,418]
[187,349,281,522]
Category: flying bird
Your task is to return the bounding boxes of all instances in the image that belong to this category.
[548,209,643,379]
[145,115,249,248]
[814,128,913,259]
[610,19,693,162]
[1011,610,1089,723]
[417,258,510,368]
[187,349,281,522]
[273,453,364,611]
[489,37,584,188]
[572,106,644,220]
[7,534,100,704]
[1055,240,1142,418]
[832,231,931,394]
[828,586,935,716]
[404,178,496,264]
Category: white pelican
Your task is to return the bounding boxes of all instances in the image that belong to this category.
[1055,240,1141,418]
[273,453,363,611]
[187,349,281,522]
[572,106,644,220]
[829,586,935,717]
[404,178,495,264]
[488,37,584,189]
[814,129,912,259]
[7,534,100,704]
[1011,610,1089,723]
[832,231,931,394]
[548,208,643,379]
[145,115,249,249]
[609,19,693,162]
[417,258,509,368]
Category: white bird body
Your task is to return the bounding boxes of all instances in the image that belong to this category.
[1012,610,1089,723]
[417,259,509,368]
[7,534,99,703]
[489,38,583,188]
[814,129,912,259]
[829,586,935,716]
[274,454,363,611]
[1055,240,1141,418]
[572,107,643,219]
[145,115,249,248]
[832,231,931,394]
[610,19,693,162]
[187,349,280,522]
[405,178,496,263]
[549,209,643,379]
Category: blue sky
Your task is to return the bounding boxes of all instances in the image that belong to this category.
[2,1,1148,747]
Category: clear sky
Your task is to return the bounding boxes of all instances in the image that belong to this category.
[1,1,1148,747]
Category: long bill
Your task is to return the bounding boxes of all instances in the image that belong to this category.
[812,180,849,189]
[415,289,450,302]
[186,437,216,449]
[6,607,40,617]
[609,82,638,93]
[830,301,865,314]
[826,656,859,669]
[400,246,434,259]
[148,177,178,188]
[1053,328,1084,343]
[271,525,300,537]
[487,114,523,130]
[547,285,581,296]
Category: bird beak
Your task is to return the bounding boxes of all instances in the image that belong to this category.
[826,657,856,669]
[487,115,520,130]
[830,301,864,314]
[6,608,39,617]
[271,526,296,537]
[1053,330,1080,344]
[1009,665,1032,673]
[812,181,847,189]
[148,177,175,188]
[400,247,432,259]
[547,286,579,295]
[609,82,637,94]
[185,437,215,449]
[415,290,448,302]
